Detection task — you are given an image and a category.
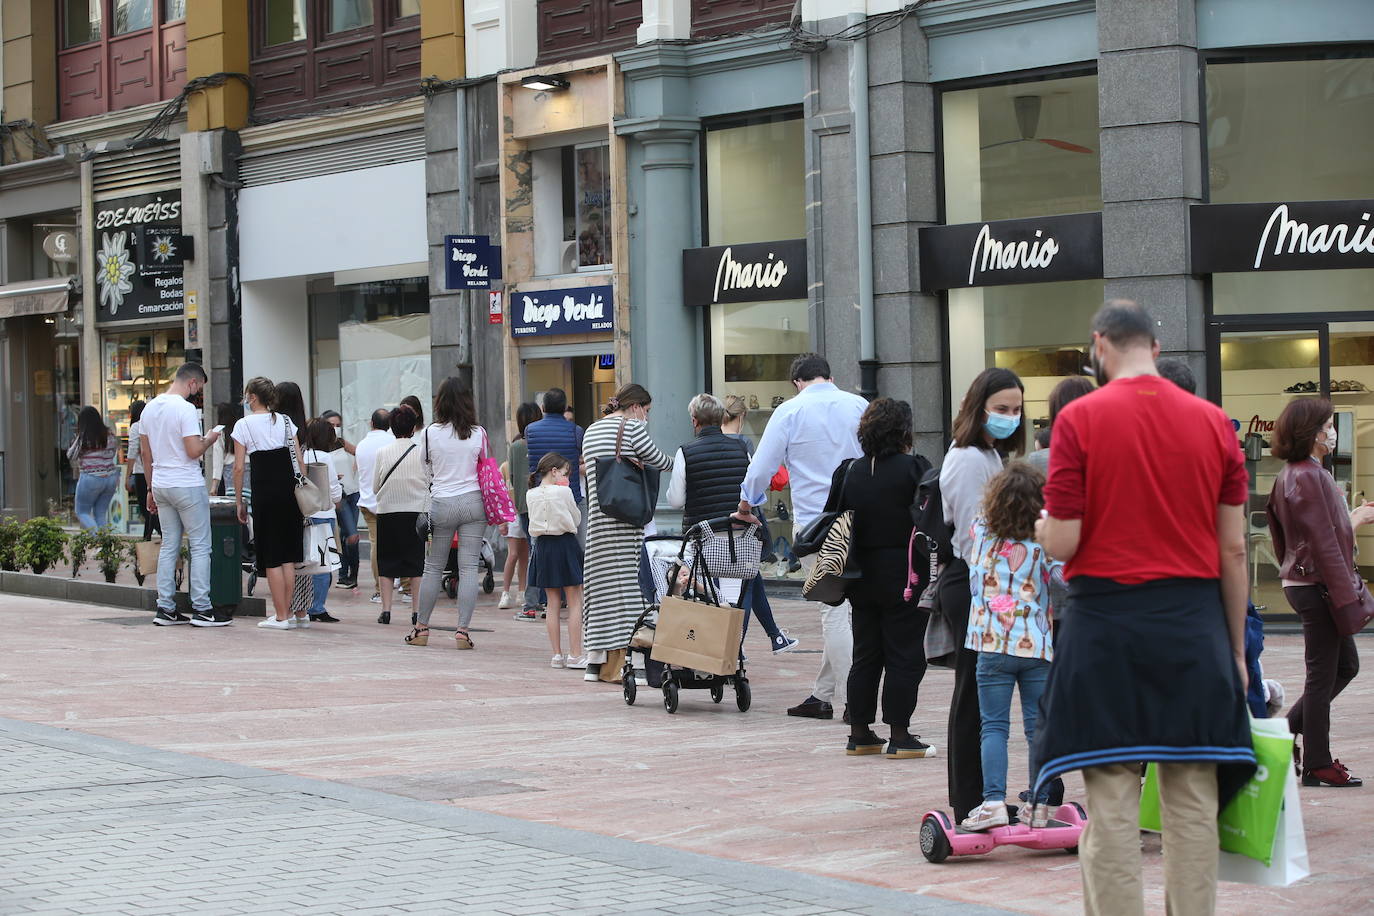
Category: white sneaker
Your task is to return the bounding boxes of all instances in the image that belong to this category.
[257,618,291,630]
[400,592,413,604]
[564,655,587,670]
[498,591,513,609]
[960,800,1009,832]
[293,615,311,629]
[1030,803,1053,828]
[550,654,566,668]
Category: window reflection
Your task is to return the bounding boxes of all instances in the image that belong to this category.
[64,0,101,47]
[164,0,187,21]
[265,0,307,45]
[114,0,154,34]
[329,0,375,32]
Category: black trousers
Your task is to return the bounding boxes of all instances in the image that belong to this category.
[132,473,160,540]
[938,559,983,821]
[846,593,928,731]
[1285,584,1360,770]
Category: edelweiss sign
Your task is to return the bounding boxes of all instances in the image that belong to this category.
[918,213,1103,291]
[682,239,807,307]
[94,191,184,323]
[1191,200,1374,273]
[510,285,614,337]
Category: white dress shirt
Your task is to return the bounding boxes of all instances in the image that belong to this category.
[354,428,396,512]
[739,382,866,531]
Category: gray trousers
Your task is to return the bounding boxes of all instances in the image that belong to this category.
[417,491,486,629]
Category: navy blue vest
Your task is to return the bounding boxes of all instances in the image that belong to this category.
[525,416,584,502]
[680,426,750,528]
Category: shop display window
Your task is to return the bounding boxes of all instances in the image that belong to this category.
[532,143,614,275]
[309,277,431,448]
[102,330,186,532]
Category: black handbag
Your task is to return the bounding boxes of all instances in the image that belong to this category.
[594,418,661,527]
[794,459,857,557]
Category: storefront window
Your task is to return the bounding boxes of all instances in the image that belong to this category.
[574,145,612,269]
[103,330,186,532]
[1206,55,1374,316]
[309,277,430,447]
[265,0,307,45]
[65,0,102,47]
[941,74,1102,419]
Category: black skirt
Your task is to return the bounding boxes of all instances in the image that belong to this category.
[1032,576,1257,807]
[249,445,304,574]
[534,533,583,588]
[378,511,425,579]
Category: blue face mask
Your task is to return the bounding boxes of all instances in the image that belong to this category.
[984,410,1020,441]
[242,399,252,413]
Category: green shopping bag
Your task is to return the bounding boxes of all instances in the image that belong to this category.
[1139,717,1292,866]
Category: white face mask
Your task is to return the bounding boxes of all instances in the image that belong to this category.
[1326,430,1338,452]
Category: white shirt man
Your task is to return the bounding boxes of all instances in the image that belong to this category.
[140,363,222,627]
[738,354,866,720]
[354,408,394,594]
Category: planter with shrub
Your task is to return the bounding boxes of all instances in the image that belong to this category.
[95,529,133,583]
[17,517,68,576]
[0,516,21,571]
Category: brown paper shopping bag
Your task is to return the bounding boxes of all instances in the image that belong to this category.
[650,595,745,676]
[134,540,161,579]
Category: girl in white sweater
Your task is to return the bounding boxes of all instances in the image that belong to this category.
[527,452,585,668]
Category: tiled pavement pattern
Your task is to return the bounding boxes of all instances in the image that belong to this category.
[0,718,1012,916]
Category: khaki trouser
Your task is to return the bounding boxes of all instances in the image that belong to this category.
[1081,762,1219,916]
[361,506,410,596]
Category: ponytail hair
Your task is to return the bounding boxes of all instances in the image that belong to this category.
[603,383,651,416]
[244,377,278,414]
[531,451,571,488]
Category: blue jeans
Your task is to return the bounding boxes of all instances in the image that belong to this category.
[336,491,360,581]
[975,652,1051,803]
[738,573,783,641]
[75,472,119,531]
[153,485,211,613]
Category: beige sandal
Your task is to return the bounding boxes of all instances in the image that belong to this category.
[455,628,474,650]
[404,625,429,646]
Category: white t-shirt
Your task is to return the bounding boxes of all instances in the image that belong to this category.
[140,393,204,488]
[422,423,484,499]
[232,412,297,455]
[303,447,343,519]
[331,448,359,495]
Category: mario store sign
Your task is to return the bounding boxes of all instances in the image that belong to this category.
[94,192,185,323]
[510,285,614,338]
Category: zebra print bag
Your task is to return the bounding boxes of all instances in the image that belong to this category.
[801,508,859,605]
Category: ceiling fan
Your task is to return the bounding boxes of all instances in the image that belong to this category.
[980,95,1094,154]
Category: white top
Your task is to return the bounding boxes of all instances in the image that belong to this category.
[666,448,689,509]
[331,448,359,496]
[939,444,1006,562]
[231,412,297,455]
[421,423,484,499]
[355,428,396,511]
[208,435,235,485]
[126,420,144,475]
[739,382,867,530]
[303,447,343,519]
[140,392,204,488]
[527,483,581,537]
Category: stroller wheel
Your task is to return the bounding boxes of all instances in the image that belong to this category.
[444,577,457,600]
[483,570,495,593]
[735,678,752,712]
[663,681,679,714]
[623,670,637,705]
[710,683,724,704]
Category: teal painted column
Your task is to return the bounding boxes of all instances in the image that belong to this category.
[620,120,701,463]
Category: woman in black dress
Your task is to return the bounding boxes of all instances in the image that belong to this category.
[232,376,306,628]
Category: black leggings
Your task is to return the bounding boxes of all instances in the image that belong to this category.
[132,473,161,540]
[938,559,983,821]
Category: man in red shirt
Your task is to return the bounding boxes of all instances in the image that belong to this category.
[1034,301,1254,916]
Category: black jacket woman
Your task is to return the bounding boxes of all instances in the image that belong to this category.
[1266,396,1374,787]
[834,398,934,759]
[938,367,1025,822]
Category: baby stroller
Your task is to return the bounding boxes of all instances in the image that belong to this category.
[439,526,498,599]
[623,518,763,714]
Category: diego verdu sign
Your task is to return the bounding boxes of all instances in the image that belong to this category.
[681,239,807,306]
[1190,200,1374,273]
[94,192,184,323]
[918,212,1103,291]
[444,235,501,289]
[511,285,613,337]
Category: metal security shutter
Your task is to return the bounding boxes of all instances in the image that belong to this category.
[92,143,181,200]
[238,127,425,187]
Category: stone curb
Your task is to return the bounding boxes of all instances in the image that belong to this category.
[0,570,267,616]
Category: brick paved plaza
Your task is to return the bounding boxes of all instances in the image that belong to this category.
[2,587,1372,915]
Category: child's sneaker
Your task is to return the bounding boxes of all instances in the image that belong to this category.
[771,632,799,654]
[513,609,537,621]
[498,591,513,609]
[1030,803,1053,828]
[565,655,588,670]
[960,800,1009,832]
[550,654,565,668]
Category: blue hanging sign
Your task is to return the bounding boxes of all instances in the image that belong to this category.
[511,285,614,337]
[444,235,501,289]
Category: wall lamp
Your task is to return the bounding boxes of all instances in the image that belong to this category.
[521,74,570,92]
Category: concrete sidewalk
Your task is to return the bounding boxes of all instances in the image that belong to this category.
[0,718,1008,916]
[1,588,1372,915]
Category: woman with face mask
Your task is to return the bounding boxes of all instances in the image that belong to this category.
[938,367,1026,823]
[1267,397,1374,788]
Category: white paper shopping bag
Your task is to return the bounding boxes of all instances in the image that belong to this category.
[1218,763,1309,887]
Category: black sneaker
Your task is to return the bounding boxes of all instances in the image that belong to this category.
[846,730,886,756]
[154,609,191,626]
[334,578,357,590]
[189,611,232,628]
[787,696,834,719]
[886,735,938,758]
[310,612,341,623]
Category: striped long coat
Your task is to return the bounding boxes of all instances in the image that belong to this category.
[581,415,673,652]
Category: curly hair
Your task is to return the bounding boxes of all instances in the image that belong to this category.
[858,398,913,459]
[980,460,1045,542]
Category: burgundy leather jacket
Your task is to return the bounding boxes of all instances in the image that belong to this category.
[1266,458,1361,609]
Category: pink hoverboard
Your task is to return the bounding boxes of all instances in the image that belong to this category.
[919,803,1086,863]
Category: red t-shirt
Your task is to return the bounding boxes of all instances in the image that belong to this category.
[1044,375,1249,583]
